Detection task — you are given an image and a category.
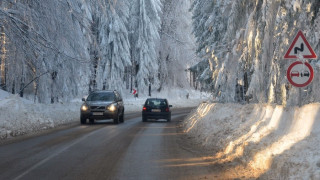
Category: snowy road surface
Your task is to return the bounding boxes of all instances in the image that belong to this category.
[0,108,215,180]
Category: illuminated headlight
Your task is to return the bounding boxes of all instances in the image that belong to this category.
[81,105,89,111]
[108,104,117,112]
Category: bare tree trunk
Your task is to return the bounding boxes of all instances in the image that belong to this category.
[20,68,25,97]
[0,26,6,90]
[34,79,38,103]
[51,71,57,104]
[130,49,133,93]
[89,15,100,92]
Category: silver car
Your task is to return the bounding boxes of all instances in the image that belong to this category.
[80,90,124,124]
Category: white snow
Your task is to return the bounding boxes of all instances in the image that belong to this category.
[0,90,82,139]
[182,102,320,179]
[3,85,320,178]
[0,89,207,140]
[292,0,301,12]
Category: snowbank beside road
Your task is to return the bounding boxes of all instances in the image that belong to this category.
[0,93,82,139]
[182,103,320,179]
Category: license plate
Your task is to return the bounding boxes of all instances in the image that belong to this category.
[152,109,161,112]
[93,112,103,116]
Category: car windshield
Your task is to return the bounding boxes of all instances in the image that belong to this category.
[146,99,167,107]
[86,92,115,101]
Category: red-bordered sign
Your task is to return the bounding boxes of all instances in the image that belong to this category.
[286,61,314,87]
[284,30,317,59]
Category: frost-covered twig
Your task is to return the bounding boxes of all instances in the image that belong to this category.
[19,71,50,95]
[160,30,187,44]
[0,7,91,64]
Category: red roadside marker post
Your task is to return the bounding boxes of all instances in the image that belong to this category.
[132,89,138,99]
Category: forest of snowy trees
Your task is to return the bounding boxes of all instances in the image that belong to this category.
[0,0,197,103]
[2,0,320,106]
[190,0,320,105]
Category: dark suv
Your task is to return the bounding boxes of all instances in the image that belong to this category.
[142,98,172,122]
[80,90,124,124]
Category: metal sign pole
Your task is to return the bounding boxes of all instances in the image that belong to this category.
[299,87,302,107]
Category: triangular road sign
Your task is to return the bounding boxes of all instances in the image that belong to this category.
[284,30,317,59]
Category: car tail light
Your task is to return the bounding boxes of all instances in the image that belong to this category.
[165,108,169,112]
[143,106,147,111]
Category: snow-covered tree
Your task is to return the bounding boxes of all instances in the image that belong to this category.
[191,0,320,105]
[88,0,131,94]
[1,0,202,103]
[0,0,133,102]
[158,0,198,90]
[0,0,92,102]
[129,0,162,94]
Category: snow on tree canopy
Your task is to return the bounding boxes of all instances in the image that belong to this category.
[190,0,320,106]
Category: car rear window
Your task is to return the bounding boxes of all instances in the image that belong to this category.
[87,92,115,101]
[146,99,167,107]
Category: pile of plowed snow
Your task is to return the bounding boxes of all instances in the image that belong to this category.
[182,103,320,179]
[0,92,81,139]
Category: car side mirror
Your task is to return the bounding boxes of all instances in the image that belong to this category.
[82,98,86,102]
[169,105,172,107]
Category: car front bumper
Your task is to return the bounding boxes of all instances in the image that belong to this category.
[81,110,117,120]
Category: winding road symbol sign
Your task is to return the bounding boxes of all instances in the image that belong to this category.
[287,61,314,87]
[284,30,317,59]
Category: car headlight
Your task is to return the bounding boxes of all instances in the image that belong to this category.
[107,104,117,112]
[81,105,89,111]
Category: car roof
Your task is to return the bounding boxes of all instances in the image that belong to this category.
[146,98,167,100]
[91,90,116,93]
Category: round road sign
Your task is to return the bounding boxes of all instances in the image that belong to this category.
[286,61,314,87]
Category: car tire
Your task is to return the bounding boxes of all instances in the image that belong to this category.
[89,119,94,124]
[167,116,171,122]
[119,110,124,123]
[80,116,86,124]
[114,113,120,124]
[142,116,147,122]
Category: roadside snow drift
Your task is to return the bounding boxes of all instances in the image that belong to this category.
[0,94,81,139]
[183,102,320,179]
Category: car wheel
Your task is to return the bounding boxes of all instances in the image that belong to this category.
[167,116,171,122]
[80,116,86,124]
[119,110,124,123]
[114,113,120,124]
[89,119,94,124]
[142,116,147,122]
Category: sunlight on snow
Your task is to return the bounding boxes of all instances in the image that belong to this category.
[164,104,317,178]
[211,105,318,178]
[250,106,282,143]
[184,103,215,133]
[212,106,281,163]
[247,106,317,176]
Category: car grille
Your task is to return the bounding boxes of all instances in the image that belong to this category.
[90,106,105,110]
